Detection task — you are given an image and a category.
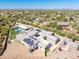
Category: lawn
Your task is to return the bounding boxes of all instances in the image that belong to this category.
[10,29,18,40]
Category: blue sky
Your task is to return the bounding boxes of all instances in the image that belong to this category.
[0,0,79,9]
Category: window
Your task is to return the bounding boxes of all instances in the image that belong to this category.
[64,41,67,45]
[43,36,47,40]
[36,29,41,32]
[34,34,40,37]
[55,38,60,44]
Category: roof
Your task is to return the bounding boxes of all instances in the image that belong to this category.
[38,30,53,36]
[38,39,49,48]
[16,29,39,40]
[40,22,49,26]
[46,35,58,41]
[27,29,39,36]
[33,29,58,42]
[57,22,69,26]
[17,24,32,30]
[16,33,29,40]
[45,43,52,49]
[34,18,41,23]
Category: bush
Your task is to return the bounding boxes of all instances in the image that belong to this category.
[51,28,59,34]
[48,21,57,28]
[32,22,39,27]
[72,35,79,41]
[58,31,66,37]
[10,29,18,39]
[56,25,63,30]
[66,32,75,39]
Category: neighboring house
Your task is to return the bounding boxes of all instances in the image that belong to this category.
[57,22,69,30]
[16,23,32,30]
[40,22,50,26]
[57,22,69,26]
[33,18,41,23]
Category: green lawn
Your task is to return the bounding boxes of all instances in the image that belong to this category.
[10,29,18,40]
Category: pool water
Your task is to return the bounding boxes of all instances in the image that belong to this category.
[15,27,25,33]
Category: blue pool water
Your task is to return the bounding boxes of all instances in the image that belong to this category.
[15,27,24,33]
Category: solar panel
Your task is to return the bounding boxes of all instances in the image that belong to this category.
[23,38,34,46]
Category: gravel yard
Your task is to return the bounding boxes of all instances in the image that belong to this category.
[0,42,79,59]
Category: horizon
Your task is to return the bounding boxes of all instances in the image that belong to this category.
[0,0,79,9]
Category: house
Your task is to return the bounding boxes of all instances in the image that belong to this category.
[57,22,69,30]
[33,18,41,23]
[16,23,32,30]
[40,22,49,26]
[16,28,60,51]
[57,22,69,26]
[15,23,79,56]
[16,24,61,54]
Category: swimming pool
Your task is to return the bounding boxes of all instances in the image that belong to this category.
[15,27,25,33]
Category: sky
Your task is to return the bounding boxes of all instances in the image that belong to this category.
[0,0,79,9]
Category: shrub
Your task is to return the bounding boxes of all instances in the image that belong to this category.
[45,48,50,56]
[32,22,39,27]
[66,32,75,39]
[48,21,57,28]
[58,31,66,37]
[56,25,63,30]
[72,35,79,41]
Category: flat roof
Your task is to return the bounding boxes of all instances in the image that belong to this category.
[38,39,49,48]
[27,29,39,36]
[46,35,58,41]
[17,24,32,29]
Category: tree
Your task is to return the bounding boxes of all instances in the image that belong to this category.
[32,22,39,27]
